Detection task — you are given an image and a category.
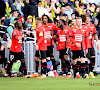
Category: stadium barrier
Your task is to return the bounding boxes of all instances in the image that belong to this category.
[0,41,99,74]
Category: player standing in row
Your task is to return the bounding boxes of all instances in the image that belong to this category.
[7,21,27,78]
[85,15,99,78]
[80,15,90,78]
[70,17,88,79]
[42,14,59,77]
[55,19,72,78]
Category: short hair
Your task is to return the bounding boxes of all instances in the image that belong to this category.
[14,20,19,28]
[76,17,82,20]
[60,19,66,25]
[36,17,41,21]
[86,15,92,19]
[71,13,75,16]
[80,15,86,23]
[42,14,50,23]
[1,20,5,24]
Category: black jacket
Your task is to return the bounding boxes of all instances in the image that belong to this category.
[0,0,6,18]
[23,3,38,20]
[95,25,100,40]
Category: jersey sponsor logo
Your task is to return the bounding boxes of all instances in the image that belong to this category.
[75,34,82,41]
[90,27,94,30]
[45,31,51,38]
[81,29,85,33]
[89,31,93,39]
[64,29,68,33]
[73,29,77,32]
[59,35,66,42]
[48,26,53,28]
[18,37,22,43]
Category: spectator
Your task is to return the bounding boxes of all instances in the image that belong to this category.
[0,0,6,19]
[93,7,100,19]
[23,0,29,20]
[0,41,7,68]
[94,19,100,40]
[11,0,24,16]
[0,20,6,38]
[65,4,74,20]
[82,8,87,15]
[4,0,11,17]
[4,10,19,26]
[69,19,76,27]
[59,6,67,17]
[74,0,80,17]
[37,0,50,17]
[47,0,60,21]
[26,26,36,41]
[26,15,33,30]
[23,0,37,18]
[75,3,85,16]
[7,17,17,38]
[68,13,76,25]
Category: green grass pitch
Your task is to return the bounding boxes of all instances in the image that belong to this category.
[0,75,100,90]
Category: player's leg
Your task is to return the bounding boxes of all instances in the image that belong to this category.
[89,48,95,78]
[64,48,72,78]
[72,50,80,79]
[19,52,27,76]
[7,51,16,78]
[34,50,39,73]
[80,50,86,79]
[38,51,47,78]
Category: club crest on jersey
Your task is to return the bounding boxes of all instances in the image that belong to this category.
[14,31,16,34]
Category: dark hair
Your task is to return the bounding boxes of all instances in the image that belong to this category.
[79,3,84,7]
[80,15,86,23]
[86,15,92,19]
[1,20,5,24]
[60,19,66,25]
[11,9,19,14]
[14,20,19,28]
[71,13,75,16]
[42,14,50,23]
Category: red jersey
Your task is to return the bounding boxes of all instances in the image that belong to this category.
[86,24,97,48]
[42,23,58,46]
[70,26,88,50]
[57,26,71,50]
[82,24,90,49]
[10,28,22,52]
[36,26,47,51]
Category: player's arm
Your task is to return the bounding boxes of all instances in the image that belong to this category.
[93,26,99,49]
[36,31,43,45]
[84,31,89,53]
[12,31,21,40]
[66,30,70,44]
[69,29,76,44]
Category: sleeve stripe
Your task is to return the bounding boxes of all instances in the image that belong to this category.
[93,33,97,35]
[14,35,18,38]
[69,36,73,37]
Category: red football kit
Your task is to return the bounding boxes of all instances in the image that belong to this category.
[10,28,22,52]
[82,24,90,49]
[70,26,88,50]
[36,26,47,51]
[86,24,97,48]
[57,26,71,50]
[42,23,58,46]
